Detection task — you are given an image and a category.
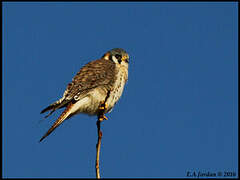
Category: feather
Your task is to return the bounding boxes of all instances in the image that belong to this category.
[39,102,74,142]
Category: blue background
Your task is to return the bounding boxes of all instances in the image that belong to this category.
[2,2,238,178]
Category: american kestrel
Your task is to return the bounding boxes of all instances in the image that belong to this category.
[40,48,129,142]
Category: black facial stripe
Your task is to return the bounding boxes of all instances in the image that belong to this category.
[118,59,122,64]
[115,54,122,60]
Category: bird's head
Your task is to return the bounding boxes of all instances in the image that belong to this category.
[102,48,129,67]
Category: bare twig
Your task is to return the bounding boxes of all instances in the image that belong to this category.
[96,120,102,179]
[96,102,107,179]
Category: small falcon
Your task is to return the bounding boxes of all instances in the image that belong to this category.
[40,48,129,142]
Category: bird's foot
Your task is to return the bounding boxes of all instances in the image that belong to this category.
[98,102,108,121]
[99,114,108,121]
[99,102,108,110]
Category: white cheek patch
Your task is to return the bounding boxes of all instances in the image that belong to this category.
[112,56,119,64]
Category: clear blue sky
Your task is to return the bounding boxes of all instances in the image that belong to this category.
[2,2,238,178]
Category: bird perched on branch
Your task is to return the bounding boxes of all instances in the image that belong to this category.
[40,48,129,142]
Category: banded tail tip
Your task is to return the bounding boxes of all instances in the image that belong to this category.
[39,136,45,142]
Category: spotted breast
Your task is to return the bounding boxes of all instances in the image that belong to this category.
[105,65,128,113]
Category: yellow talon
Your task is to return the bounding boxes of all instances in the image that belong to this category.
[99,102,108,110]
[103,115,108,120]
[99,115,108,121]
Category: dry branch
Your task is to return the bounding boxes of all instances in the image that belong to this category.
[95,120,102,179]
[96,102,107,179]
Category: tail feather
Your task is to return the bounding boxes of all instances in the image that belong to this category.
[40,104,55,114]
[40,99,68,118]
[39,102,74,142]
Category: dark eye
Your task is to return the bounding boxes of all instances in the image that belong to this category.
[115,54,122,60]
